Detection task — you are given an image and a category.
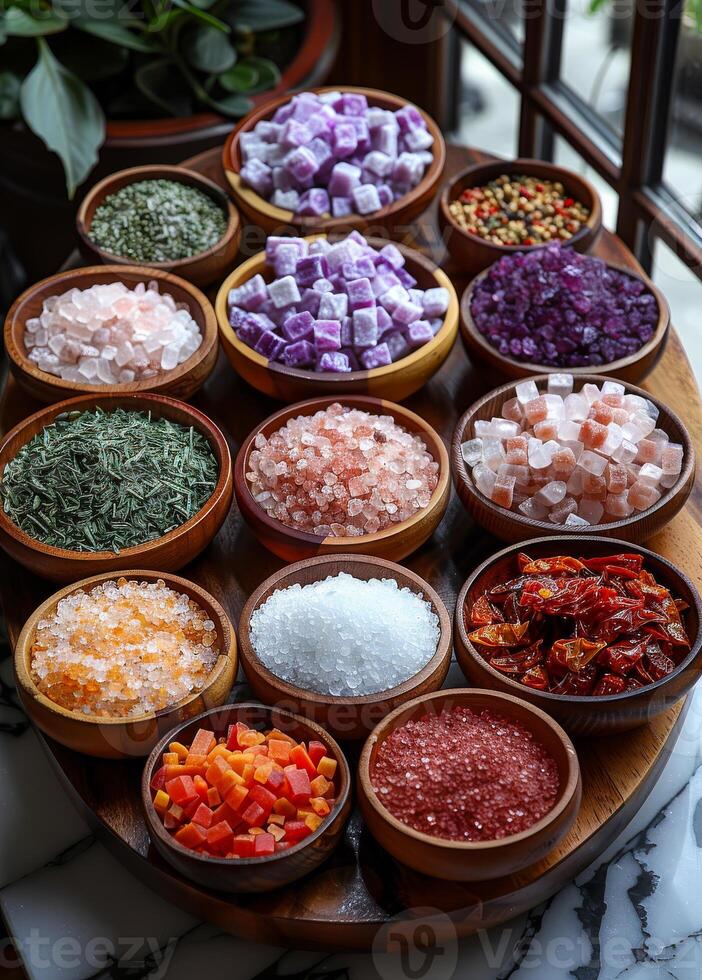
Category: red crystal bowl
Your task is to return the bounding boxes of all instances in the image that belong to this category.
[357,687,582,881]
[454,536,702,736]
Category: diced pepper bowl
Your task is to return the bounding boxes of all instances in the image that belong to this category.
[215,235,459,403]
[141,703,352,893]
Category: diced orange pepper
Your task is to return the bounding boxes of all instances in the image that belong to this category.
[304,813,323,832]
[205,755,231,787]
[184,753,207,769]
[165,774,198,805]
[296,809,313,821]
[167,803,184,822]
[168,741,189,761]
[309,774,331,798]
[193,775,209,803]
[239,730,265,747]
[253,763,273,784]
[273,797,297,817]
[190,728,216,758]
[164,764,205,779]
[153,790,170,813]
[242,764,255,783]
[229,752,246,775]
[266,728,296,745]
[218,769,245,797]
[290,744,316,777]
[267,823,285,841]
[248,826,264,836]
[268,812,285,826]
[206,786,221,807]
[224,784,249,812]
[316,756,337,779]
[267,739,291,764]
[310,797,330,817]
[175,822,207,849]
[163,752,179,766]
[206,744,230,764]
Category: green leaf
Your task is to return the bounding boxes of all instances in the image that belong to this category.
[588,0,607,12]
[230,0,304,32]
[234,55,280,93]
[219,61,258,92]
[0,70,21,118]
[58,32,129,81]
[135,57,193,116]
[73,19,156,52]
[183,24,236,71]
[20,38,104,197]
[170,0,230,33]
[5,7,68,36]
[186,0,220,9]
[204,90,253,116]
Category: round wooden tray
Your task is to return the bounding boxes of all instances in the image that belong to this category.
[3,143,701,951]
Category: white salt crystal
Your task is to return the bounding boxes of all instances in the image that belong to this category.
[548,373,574,398]
[515,379,539,405]
[461,438,482,466]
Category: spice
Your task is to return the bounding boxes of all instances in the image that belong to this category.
[371,705,560,841]
[246,402,439,537]
[0,408,218,552]
[239,90,434,217]
[463,376,682,525]
[465,551,690,696]
[470,245,659,367]
[228,232,450,372]
[88,179,227,263]
[449,174,590,246]
[150,722,340,857]
[250,572,440,696]
[24,280,202,384]
[31,578,219,717]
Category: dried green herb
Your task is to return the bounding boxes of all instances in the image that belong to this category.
[0,408,218,553]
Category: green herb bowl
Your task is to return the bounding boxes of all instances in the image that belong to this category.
[0,392,233,582]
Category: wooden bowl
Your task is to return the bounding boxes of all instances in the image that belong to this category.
[222,86,446,237]
[141,702,352,892]
[451,374,695,544]
[454,536,702,736]
[438,158,603,276]
[459,261,670,384]
[234,395,450,562]
[14,570,237,758]
[238,554,453,740]
[215,235,459,403]
[357,688,581,881]
[76,165,241,287]
[4,265,219,404]
[0,392,233,582]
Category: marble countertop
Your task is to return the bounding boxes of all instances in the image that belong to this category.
[2,627,702,980]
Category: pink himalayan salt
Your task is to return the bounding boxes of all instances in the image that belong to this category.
[246,402,439,537]
[23,280,202,385]
[462,377,682,526]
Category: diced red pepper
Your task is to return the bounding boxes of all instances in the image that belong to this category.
[231,834,256,857]
[174,822,206,849]
[150,765,168,792]
[254,832,275,856]
[285,767,312,804]
[241,801,267,827]
[165,775,198,806]
[226,722,249,751]
[284,820,312,843]
[307,741,327,766]
[249,784,277,814]
[206,820,234,854]
[191,803,214,828]
[264,768,287,796]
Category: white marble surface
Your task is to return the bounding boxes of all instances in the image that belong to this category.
[2,630,702,980]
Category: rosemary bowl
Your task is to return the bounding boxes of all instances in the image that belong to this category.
[14,570,237,759]
[0,392,233,582]
[4,265,219,405]
[454,536,702,736]
[76,164,241,288]
[215,235,459,403]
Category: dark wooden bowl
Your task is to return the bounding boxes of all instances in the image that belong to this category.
[454,536,702,736]
[222,86,446,237]
[451,374,695,544]
[438,158,603,276]
[141,702,352,893]
[234,395,450,562]
[4,265,218,404]
[459,261,670,384]
[215,235,459,403]
[0,392,233,582]
[238,554,453,740]
[76,165,241,287]
[357,688,581,881]
[14,570,237,758]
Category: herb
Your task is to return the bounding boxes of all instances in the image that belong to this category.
[88,179,227,262]
[0,408,218,553]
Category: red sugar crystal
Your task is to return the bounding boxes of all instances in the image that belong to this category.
[371,705,560,842]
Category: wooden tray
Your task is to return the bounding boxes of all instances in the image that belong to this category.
[2,143,701,951]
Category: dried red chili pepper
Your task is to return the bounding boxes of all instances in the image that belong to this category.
[597,640,647,676]
[468,622,529,648]
[469,594,502,627]
[519,556,586,575]
[592,674,627,696]
[584,554,644,574]
[548,638,606,674]
[644,645,676,680]
[521,666,550,690]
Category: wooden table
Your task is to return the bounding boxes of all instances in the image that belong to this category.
[0,144,700,950]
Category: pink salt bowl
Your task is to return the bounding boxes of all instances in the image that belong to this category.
[451,374,695,544]
[4,265,219,404]
[234,395,451,563]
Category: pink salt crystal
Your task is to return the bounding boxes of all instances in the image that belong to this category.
[534,420,559,441]
[501,397,523,423]
[491,473,516,508]
[582,473,607,498]
[660,443,683,488]
[578,497,604,524]
[611,408,629,426]
[605,493,634,518]
[627,481,661,511]
[579,419,607,449]
[590,400,614,425]
[550,447,576,477]
[505,448,528,466]
[548,497,577,523]
[497,463,530,485]
[607,464,628,494]
[524,396,548,425]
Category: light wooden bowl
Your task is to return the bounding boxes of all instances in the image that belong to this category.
[438,158,603,276]
[357,688,581,881]
[76,165,241,287]
[238,554,453,740]
[454,536,702,736]
[141,702,351,893]
[215,235,459,403]
[222,86,446,237]
[0,392,233,582]
[4,265,219,404]
[234,395,450,563]
[459,261,670,384]
[14,570,237,758]
[451,374,695,544]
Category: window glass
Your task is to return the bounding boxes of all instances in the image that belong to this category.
[554,136,619,228]
[451,40,520,157]
[652,239,702,382]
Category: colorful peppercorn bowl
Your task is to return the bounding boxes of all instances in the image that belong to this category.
[0,392,233,582]
[357,688,581,881]
[215,235,459,403]
[141,703,351,893]
[76,165,241,288]
[222,86,446,238]
[14,570,237,759]
[233,395,451,564]
[238,554,453,740]
[455,536,702,736]
[451,374,694,545]
[438,158,603,276]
